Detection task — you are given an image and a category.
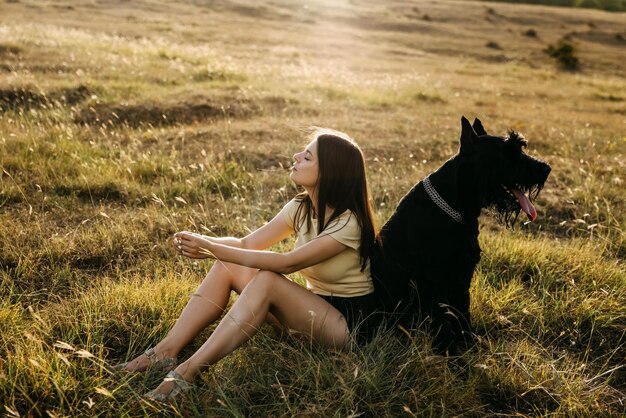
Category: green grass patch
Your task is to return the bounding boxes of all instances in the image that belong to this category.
[1,2,625,416]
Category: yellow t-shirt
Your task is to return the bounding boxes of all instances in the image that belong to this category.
[280,198,374,297]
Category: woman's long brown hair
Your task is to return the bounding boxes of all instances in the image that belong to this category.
[293,130,376,271]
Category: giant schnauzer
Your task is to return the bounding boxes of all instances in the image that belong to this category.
[371,116,551,354]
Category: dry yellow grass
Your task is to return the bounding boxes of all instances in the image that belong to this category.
[1,0,625,416]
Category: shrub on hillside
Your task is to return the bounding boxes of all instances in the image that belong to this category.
[544,41,579,71]
[524,28,538,37]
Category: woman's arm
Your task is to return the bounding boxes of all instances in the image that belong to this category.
[174,205,294,255]
[198,236,244,248]
[174,232,346,275]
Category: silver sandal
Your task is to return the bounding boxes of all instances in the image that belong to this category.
[114,347,177,372]
[143,370,192,403]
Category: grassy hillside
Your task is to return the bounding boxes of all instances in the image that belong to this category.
[1,0,625,416]
[485,0,626,12]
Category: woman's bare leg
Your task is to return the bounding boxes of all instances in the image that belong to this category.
[121,261,258,371]
[149,270,350,394]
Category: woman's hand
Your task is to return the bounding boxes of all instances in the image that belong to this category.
[173,231,216,259]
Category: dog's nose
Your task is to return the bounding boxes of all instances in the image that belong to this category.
[542,164,551,176]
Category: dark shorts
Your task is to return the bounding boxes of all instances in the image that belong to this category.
[319,292,383,345]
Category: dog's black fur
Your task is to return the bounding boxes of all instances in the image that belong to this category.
[371,117,551,354]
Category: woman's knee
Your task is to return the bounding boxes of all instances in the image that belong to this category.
[200,261,257,293]
[247,270,282,293]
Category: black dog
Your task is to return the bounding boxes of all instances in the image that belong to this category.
[371,116,551,354]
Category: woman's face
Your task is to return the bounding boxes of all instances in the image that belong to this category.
[290,139,319,189]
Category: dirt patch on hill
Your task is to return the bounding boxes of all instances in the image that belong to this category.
[74,95,297,127]
[567,29,626,46]
[0,85,95,111]
[0,43,22,56]
[0,87,47,111]
[53,182,130,204]
[57,84,94,105]
[0,85,267,121]
[75,99,257,127]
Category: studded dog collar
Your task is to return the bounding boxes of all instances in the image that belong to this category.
[423,176,464,223]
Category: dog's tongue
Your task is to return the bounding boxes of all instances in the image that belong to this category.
[512,189,537,221]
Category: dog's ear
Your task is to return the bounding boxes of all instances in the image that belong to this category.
[460,116,478,153]
[472,118,487,136]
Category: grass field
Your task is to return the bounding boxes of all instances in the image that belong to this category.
[1,0,625,416]
[487,0,626,12]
